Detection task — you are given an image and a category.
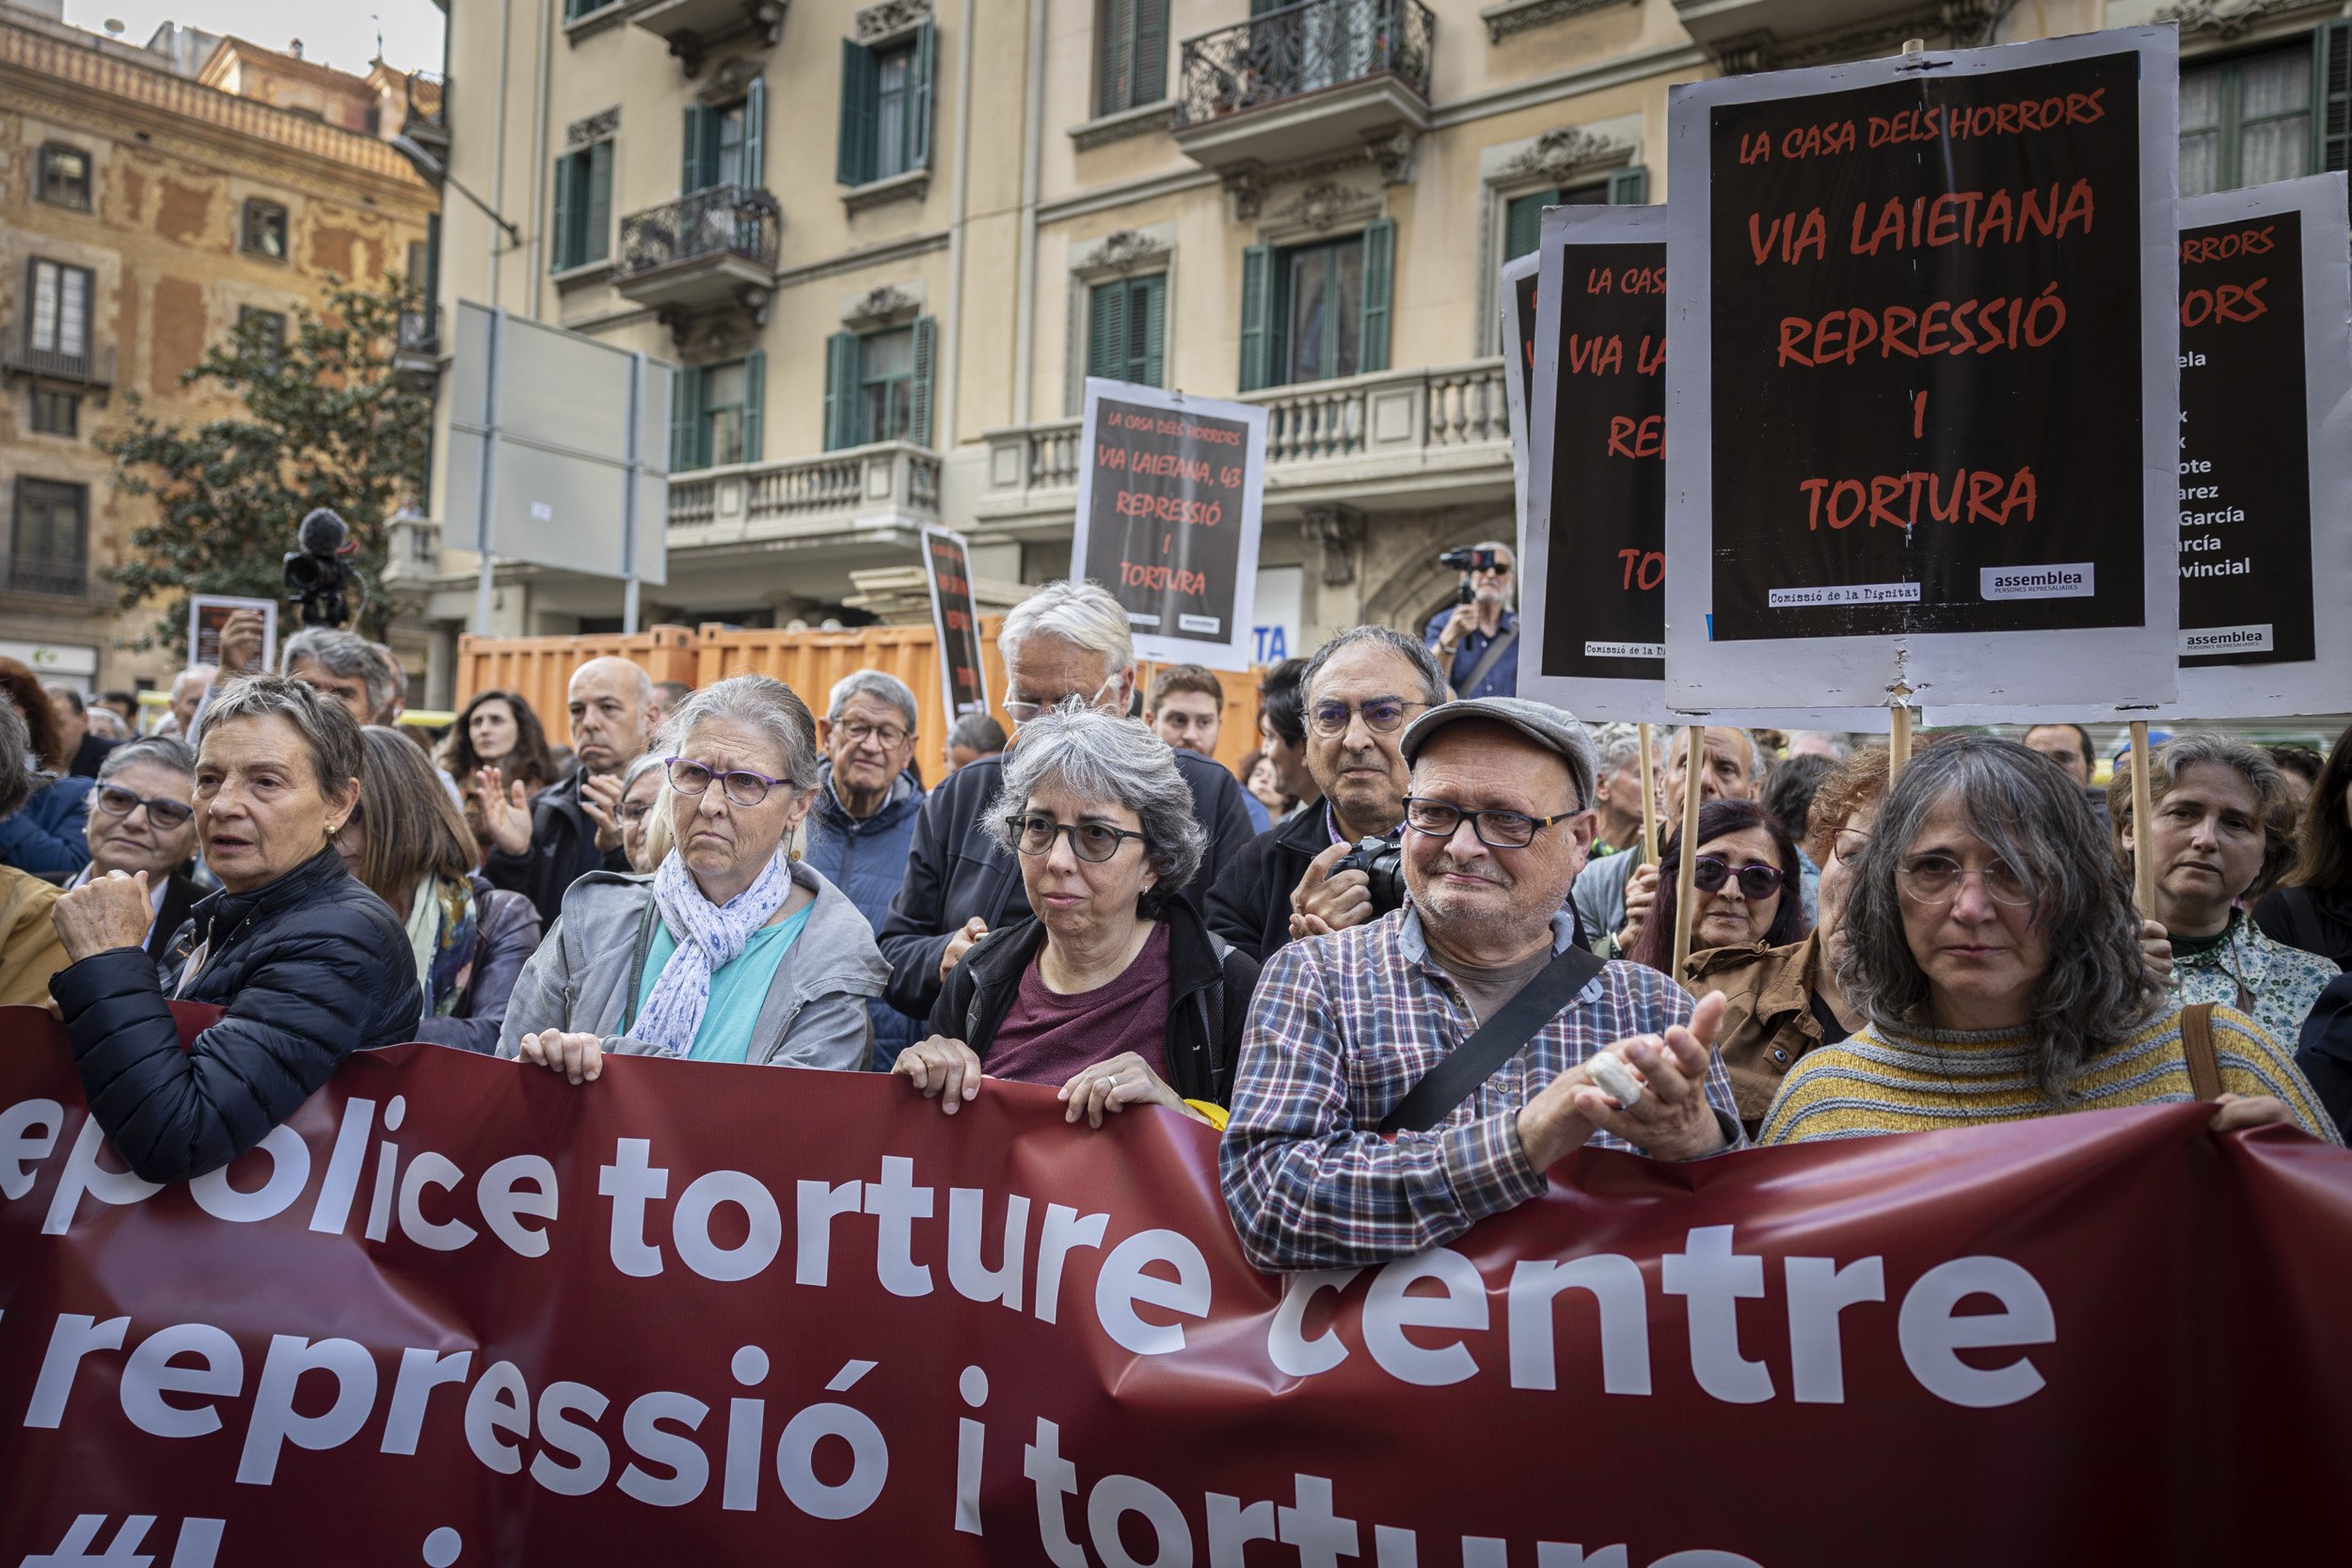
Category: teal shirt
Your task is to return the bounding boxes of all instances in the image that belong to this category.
[633,904,815,1063]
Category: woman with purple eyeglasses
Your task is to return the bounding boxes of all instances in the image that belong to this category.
[499,674,887,1080]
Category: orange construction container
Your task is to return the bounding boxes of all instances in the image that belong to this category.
[455,626,699,747]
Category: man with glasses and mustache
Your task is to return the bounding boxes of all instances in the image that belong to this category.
[1207,627,1448,964]
[72,736,206,969]
[1221,696,1742,1272]
[878,580,1257,1025]
[804,670,930,1069]
[1423,539,1519,700]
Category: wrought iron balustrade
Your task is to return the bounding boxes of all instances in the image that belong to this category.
[6,554,87,597]
[2,341,114,388]
[615,185,781,280]
[396,303,441,355]
[1176,0,1435,126]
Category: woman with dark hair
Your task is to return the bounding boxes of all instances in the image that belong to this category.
[439,689,557,819]
[0,656,93,876]
[1238,748,1295,826]
[2254,724,2352,971]
[334,727,542,1053]
[1760,736,2334,1146]
[1626,798,1806,976]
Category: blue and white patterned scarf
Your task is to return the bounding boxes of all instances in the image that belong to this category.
[634,847,793,1057]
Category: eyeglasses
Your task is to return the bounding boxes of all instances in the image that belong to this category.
[836,721,910,750]
[1692,857,1787,899]
[1829,827,1871,864]
[1402,796,1580,849]
[94,784,194,831]
[1005,813,1148,863]
[1310,698,1429,737]
[619,800,655,824]
[1897,854,2035,908]
[1005,674,1121,727]
[664,756,793,808]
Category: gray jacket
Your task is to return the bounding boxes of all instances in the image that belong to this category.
[497,862,885,1069]
[1573,844,1644,952]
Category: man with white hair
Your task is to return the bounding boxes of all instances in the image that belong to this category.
[804,669,929,1068]
[163,665,215,738]
[878,579,1258,1023]
[476,656,655,927]
[1422,538,1518,700]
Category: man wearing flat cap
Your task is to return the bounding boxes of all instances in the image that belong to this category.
[1220,696,1743,1273]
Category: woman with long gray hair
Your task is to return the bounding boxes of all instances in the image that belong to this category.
[501,673,886,1077]
[1759,736,2334,1146]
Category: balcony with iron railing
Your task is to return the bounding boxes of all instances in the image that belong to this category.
[1,341,115,391]
[666,440,941,540]
[978,359,1510,524]
[1171,0,1435,176]
[613,185,782,314]
[4,553,89,599]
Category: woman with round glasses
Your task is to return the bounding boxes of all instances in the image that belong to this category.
[616,751,672,874]
[501,673,887,1078]
[1625,800,1807,975]
[896,706,1260,1128]
[1760,736,2336,1146]
[74,736,207,968]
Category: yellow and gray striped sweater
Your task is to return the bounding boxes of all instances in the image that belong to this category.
[1756,1004,2339,1146]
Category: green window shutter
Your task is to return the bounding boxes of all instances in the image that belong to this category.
[1358,217,1394,374]
[550,151,575,271]
[1137,274,1166,387]
[2323,23,2351,173]
[671,366,703,471]
[1238,244,1273,392]
[741,348,766,463]
[911,22,937,172]
[837,41,878,185]
[822,330,861,450]
[1607,165,1650,205]
[1099,0,1135,117]
[585,141,612,262]
[910,315,938,447]
[1088,280,1126,381]
[1134,0,1167,110]
[743,77,767,189]
[1503,192,1548,261]
[681,103,707,193]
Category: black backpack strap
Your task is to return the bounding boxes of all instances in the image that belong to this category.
[1379,944,1606,1134]
[1456,626,1518,695]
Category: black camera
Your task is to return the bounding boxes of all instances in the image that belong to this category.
[1438,546,1507,605]
[284,507,355,628]
[1333,836,1408,917]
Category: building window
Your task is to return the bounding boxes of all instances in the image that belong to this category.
[237,307,288,353]
[823,318,937,449]
[1239,219,1392,391]
[550,140,613,271]
[36,145,91,211]
[837,24,934,186]
[1088,274,1166,387]
[563,0,613,20]
[2180,45,2313,197]
[9,479,87,596]
[1097,0,1168,118]
[28,260,93,360]
[28,389,79,438]
[240,198,289,260]
[669,351,765,472]
[683,83,765,193]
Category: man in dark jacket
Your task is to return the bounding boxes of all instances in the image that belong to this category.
[1207,627,1447,964]
[476,656,652,928]
[49,687,119,778]
[803,670,929,1069]
[878,581,1257,1023]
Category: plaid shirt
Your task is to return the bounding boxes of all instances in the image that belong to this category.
[1219,907,1741,1272]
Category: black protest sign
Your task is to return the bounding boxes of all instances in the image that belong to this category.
[2176,212,2312,667]
[922,527,989,728]
[1541,241,1668,682]
[1512,266,1540,414]
[1072,382,1267,670]
[1704,51,2145,642]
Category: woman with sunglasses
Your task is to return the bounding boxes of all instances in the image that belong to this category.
[895,706,1261,1128]
[501,674,887,1078]
[73,736,206,970]
[1760,736,2336,1146]
[1627,800,1807,977]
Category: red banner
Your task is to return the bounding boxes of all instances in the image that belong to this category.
[1,1005,2345,1565]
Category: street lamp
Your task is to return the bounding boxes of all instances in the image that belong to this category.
[389,134,521,250]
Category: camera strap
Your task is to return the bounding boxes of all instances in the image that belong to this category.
[1456,628,1518,695]
[1377,943,1606,1134]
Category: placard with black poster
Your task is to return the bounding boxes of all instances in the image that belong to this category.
[1071,379,1268,672]
[1935,172,2352,728]
[1664,28,2181,714]
[1500,251,1540,544]
[920,526,989,736]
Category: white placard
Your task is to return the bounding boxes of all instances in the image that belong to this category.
[187,595,278,674]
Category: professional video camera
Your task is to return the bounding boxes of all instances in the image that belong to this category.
[283,508,358,628]
[1333,835,1408,918]
[1438,545,1508,606]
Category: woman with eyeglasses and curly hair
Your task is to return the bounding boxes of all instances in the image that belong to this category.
[1759,736,2336,1147]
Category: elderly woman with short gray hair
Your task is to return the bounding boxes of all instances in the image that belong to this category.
[897,706,1261,1128]
[502,673,887,1078]
[1760,736,2335,1146]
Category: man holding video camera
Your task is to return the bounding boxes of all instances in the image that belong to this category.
[1207,627,1447,964]
[1422,539,1519,700]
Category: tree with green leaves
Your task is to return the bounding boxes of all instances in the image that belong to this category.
[99,274,432,648]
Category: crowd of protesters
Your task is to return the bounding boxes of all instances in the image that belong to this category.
[5,577,2346,1272]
